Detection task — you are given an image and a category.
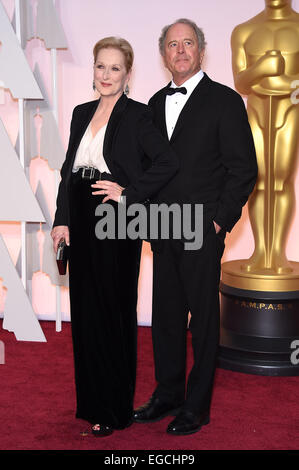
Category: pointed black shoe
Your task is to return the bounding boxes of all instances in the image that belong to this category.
[167,410,210,435]
[133,396,182,423]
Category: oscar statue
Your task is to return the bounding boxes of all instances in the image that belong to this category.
[219,0,299,375]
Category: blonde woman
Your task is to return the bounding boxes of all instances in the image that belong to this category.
[51,37,178,437]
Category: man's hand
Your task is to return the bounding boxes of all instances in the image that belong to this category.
[51,225,70,253]
[91,180,124,203]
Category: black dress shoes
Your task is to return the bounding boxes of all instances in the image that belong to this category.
[133,396,182,423]
[167,410,210,435]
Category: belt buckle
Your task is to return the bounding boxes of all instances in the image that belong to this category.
[82,167,95,179]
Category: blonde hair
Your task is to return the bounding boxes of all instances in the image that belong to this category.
[93,37,134,72]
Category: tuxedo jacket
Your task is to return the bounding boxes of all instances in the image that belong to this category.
[53,94,179,227]
[148,73,258,234]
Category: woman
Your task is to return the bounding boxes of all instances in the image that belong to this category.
[51,37,178,437]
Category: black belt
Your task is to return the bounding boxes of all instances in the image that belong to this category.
[73,167,113,181]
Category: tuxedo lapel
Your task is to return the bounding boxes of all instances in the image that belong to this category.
[169,73,211,143]
[103,93,128,172]
[154,85,169,140]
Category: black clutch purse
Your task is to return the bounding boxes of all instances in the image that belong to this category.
[56,239,69,275]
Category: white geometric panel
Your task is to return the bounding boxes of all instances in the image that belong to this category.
[0,80,4,104]
[0,118,45,222]
[23,103,39,164]
[16,220,41,281]
[26,63,50,111]
[15,172,41,282]
[0,234,46,342]
[12,0,35,49]
[39,110,66,170]
[24,64,65,169]
[0,2,42,99]
[34,182,52,231]
[36,0,67,49]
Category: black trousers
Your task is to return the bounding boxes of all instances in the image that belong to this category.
[151,223,225,415]
[68,172,142,428]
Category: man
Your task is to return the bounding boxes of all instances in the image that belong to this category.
[133,18,257,435]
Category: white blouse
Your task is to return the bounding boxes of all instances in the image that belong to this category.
[72,122,111,173]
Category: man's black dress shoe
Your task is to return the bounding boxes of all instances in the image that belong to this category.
[167,410,210,435]
[133,396,182,423]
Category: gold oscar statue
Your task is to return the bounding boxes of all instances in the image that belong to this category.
[222,0,299,292]
[218,0,299,375]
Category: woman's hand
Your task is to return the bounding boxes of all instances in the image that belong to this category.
[91,180,124,203]
[51,225,70,253]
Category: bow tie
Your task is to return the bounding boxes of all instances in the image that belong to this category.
[165,87,187,96]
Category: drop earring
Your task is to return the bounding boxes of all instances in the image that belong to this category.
[93,80,96,91]
[124,84,129,95]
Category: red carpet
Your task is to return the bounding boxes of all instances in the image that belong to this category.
[0,320,298,451]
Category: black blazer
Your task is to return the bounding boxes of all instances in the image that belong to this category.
[53,94,179,227]
[148,73,258,233]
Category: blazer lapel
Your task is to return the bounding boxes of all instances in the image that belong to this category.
[169,73,211,143]
[154,85,169,140]
[103,93,128,173]
[65,99,99,183]
[72,99,99,155]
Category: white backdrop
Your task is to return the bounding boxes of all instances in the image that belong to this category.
[1,0,299,327]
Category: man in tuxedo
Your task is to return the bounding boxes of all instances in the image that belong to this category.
[133,18,257,435]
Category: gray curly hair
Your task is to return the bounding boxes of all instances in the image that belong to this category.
[159,18,206,56]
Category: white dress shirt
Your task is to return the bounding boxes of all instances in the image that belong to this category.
[72,122,111,173]
[165,69,204,140]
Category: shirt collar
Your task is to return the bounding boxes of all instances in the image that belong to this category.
[170,69,204,96]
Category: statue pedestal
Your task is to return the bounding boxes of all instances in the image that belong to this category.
[218,260,299,376]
